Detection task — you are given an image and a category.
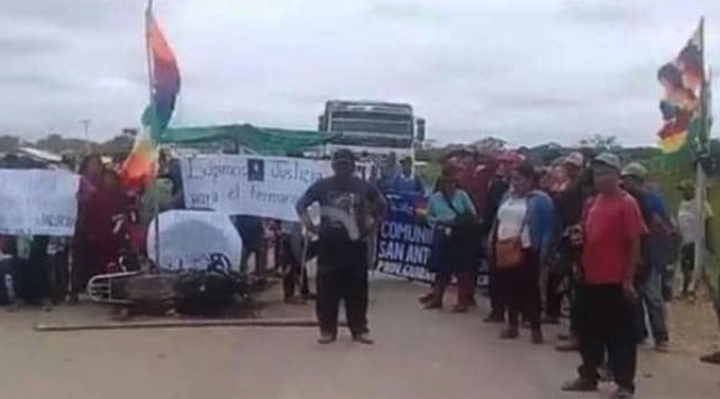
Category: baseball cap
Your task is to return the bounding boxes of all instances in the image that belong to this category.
[677,179,695,192]
[400,156,413,164]
[332,149,356,163]
[591,152,621,171]
[563,152,584,168]
[621,162,648,180]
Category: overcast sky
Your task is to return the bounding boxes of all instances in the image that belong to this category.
[1,0,719,147]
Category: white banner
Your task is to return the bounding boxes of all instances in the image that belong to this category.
[0,169,80,236]
[147,210,243,272]
[180,155,333,221]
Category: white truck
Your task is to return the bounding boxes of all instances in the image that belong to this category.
[317,100,425,163]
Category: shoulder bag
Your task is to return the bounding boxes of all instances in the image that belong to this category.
[494,198,530,269]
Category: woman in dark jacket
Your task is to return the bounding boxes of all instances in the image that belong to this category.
[489,163,555,343]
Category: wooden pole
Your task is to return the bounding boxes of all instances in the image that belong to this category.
[692,16,707,292]
[146,0,161,267]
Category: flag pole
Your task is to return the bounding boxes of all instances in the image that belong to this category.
[692,16,707,292]
[145,0,161,268]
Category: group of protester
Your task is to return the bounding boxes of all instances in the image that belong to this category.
[0,150,183,309]
[1,143,718,397]
[292,146,720,399]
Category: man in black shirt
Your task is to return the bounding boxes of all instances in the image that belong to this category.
[296,149,388,344]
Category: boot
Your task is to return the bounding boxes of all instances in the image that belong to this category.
[423,287,443,309]
[423,298,443,309]
[424,275,448,310]
[418,292,434,304]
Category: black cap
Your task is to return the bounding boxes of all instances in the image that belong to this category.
[400,156,413,164]
[332,149,356,163]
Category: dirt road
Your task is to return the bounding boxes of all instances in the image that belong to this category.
[0,278,718,399]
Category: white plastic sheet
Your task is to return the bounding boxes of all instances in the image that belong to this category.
[147,210,243,272]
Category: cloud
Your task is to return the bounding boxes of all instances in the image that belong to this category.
[0,1,142,32]
[559,0,644,25]
[0,72,75,91]
[366,1,447,23]
[0,0,718,147]
[0,36,67,57]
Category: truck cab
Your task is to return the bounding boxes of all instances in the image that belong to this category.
[317,100,425,162]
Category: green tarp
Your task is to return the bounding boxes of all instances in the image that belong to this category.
[160,124,336,155]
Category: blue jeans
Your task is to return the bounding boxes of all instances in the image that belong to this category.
[636,265,669,344]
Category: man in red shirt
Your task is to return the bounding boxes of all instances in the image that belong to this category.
[562,153,645,399]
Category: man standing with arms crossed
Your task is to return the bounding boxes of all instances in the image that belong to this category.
[562,153,646,399]
[296,149,387,345]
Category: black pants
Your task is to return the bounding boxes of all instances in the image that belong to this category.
[498,250,541,328]
[487,265,506,318]
[576,284,637,392]
[49,249,70,303]
[316,267,369,337]
[545,271,564,318]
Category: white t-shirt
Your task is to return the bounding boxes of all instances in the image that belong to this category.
[678,199,713,244]
[496,196,531,248]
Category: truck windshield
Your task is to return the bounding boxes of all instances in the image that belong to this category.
[328,112,413,135]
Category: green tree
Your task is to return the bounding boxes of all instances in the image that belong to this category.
[0,135,20,153]
[579,134,621,152]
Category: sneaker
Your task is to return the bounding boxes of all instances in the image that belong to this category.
[352,333,375,345]
[612,386,634,399]
[561,377,598,392]
[500,327,519,339]
[317,333,336,345]
[418,293,434,304]
[655,341,670,353]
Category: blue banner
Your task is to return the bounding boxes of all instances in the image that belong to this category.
[374,192,434,282]
[374,192,488,287]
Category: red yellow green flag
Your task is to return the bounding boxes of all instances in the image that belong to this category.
[657,21,704,163]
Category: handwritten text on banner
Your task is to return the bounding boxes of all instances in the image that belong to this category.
[0,170,80,236]
[180,155,333,221]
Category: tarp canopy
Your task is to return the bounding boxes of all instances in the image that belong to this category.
[160,124,337,155]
